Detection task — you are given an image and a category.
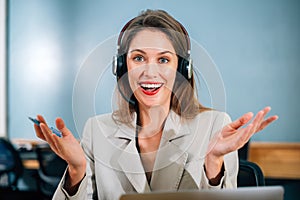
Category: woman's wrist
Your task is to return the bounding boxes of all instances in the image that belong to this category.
[64,163,86,195]
[68,163,86,184]
[204,154,224,185]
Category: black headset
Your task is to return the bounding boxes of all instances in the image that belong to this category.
[112,18,193,81]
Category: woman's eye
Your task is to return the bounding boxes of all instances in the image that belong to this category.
[133,55,144,62]
[159,57,169,64]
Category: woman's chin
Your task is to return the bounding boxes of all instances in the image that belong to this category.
[138,98,165,109]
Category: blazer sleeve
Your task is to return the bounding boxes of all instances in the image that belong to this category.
[200,111,238,189]
[52,118,98,200]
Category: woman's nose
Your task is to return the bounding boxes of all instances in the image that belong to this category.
[143,62,159,77]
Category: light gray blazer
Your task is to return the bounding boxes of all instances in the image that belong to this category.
[53,110,238,200]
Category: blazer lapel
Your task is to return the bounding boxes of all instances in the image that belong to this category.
[150,111,190,191]
[118,140,151,193]
[115,119,151,193]
[150,142,188,191]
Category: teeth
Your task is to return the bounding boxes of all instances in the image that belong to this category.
[140,83,163,89]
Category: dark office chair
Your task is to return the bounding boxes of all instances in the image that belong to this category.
[0,137,23,190]
[237,159,265,187]
[238,141,249,160]
[35,143,67,198]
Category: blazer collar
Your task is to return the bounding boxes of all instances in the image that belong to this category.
[113,113,136,140]
[116,110,193,192]
[113,110,191,141]
[162,110,191,141]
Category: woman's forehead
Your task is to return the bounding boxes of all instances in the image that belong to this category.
[128,29,176,53]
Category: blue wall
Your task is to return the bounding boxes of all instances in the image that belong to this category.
[8,0,300,141]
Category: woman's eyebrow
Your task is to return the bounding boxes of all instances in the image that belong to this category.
[158,50,175,55]
[129,49,146,54]
[129,49,175,55]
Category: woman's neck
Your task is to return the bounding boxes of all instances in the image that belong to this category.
[137,105,170,182]
[138,105,169,138]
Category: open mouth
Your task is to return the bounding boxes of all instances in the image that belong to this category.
[139,83,163,95]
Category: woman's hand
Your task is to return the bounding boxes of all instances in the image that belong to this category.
[34,115,86,188]
[204,106,278,183]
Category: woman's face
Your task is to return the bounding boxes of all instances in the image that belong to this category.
[126,29,178,109]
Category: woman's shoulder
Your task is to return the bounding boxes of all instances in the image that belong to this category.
[195,109,231,121]
[94,112,113,119]
[87,112,115,125]
[83,113,120,138]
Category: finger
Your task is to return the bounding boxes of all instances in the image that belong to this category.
[37,115,49,126]
[243,123,255,143]
[40,123,58,150]
[257,115,279,132]
[261,106,272,120]
[251,110,264,131]
[225,112,253,132]
[49,134,62,156]
[223,124,254,153]
[37,117,63,156]
[34,123,45,140]
[235,123,254,150]
[251,106,271,133]
[55,117,72,137]
[34,114,47,140]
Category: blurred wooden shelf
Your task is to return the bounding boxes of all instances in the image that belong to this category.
[22,159,39,169]
[12,138,44,170]
[249,142,300,179]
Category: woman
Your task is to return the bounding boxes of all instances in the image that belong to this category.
[34,9,278,199]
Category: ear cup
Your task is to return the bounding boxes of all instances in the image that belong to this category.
[113,54,136,105]
[113,54,127,80]
[178,56,193,80]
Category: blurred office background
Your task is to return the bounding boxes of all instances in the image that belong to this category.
[0,0,299,199]
[1,0,300,142]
